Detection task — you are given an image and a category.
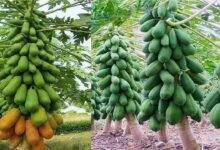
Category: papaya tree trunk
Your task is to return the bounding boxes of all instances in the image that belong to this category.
[113,120,123,135]
[126,114,145,142]
[158,123,168,143]
[178,115,200,150]
[123,121,131,136]
[102,115,112,134]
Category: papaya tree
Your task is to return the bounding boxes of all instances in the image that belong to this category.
[138,0,207,149]
[94,25,145,142]
[0,0,90,149]
[91,76,102,130]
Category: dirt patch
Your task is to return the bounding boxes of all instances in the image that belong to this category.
[92,117,220,150]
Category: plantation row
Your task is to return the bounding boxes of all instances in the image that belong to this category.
[92,0,220,149]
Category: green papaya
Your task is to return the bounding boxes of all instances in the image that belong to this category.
[37,89,51,107]
[181,72,196,93]
[158,100,169,114]
[165,59,181,75]
[118,47,127,58]
[143,75,161,90]
[110,84,120,93]
[21,21,30,34]
[109,94,119,106]
[169,29,177,49]
[97,68,111,78]
[29,62,37,73]
[14,84,27,105]
[29,27,36,36]
[17,56,29,72]
[146,53,157,65]
[20,43,30,55]
[3,76,22,96]
[160,70,174,84]
[177,56,187,70]
[166,102,182,125]
[140,100,156,116]
[23,72,33,85]
[173,85,186,106]
[38,32,49,43]
[7,55,20,66]
[209,104,220,128]
[30,43,39,56]
[41,71,57,84]
[140,19,156,32]
[44,84,60,103]
[25,88,39,112]
[111,35,120,45]
[31,106,47,127]
[149,116,161,132]
[186,57,203,73]
[192,86,204,101]
[143,28,153,42]
[158,47,172,63]
[168,0,178,11]
[188,71,207,85]
[113,104,125,121]
[139,13,153,24]
[148,84,162,100]
[175,29,192,45]
[182,94,198,116]
[152,20,166,38]
[173,46,183,60]
[33,70,45,87]
[119,94,128,106]
[149,39,161,53]
[0,75,13,90]
[160,83,174,100]
[126,100,136,114]
[120,79,130,91]
[7,28,19,40]
[157,3,167,18]
[161,34,169,46]
[144,61,163,77]
[191,107,203,122]
[116,59,127,70]
[203,89,220,111]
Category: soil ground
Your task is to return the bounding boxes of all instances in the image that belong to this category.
[92,117,220,150]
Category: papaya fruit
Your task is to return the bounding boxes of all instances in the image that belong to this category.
[38,32,49,43]
[25,88,39,112]
[169,29,177,49]
[192,86,204,101]
[26,120,40,145]
[126,100,136,114]
[191,107,203,122]
[120,79,130,91]
[182,94,198,116]
[14,84,27,105]
[17,56,29,72]
[39,122,54,139]
[152,20,166,38]
[113,104,125,121]
[37,89,51,107]
[116,59,127,70]
[33,70,45,88]
[166,102,182,125]
[9,134,22,149]
[110,84,120,93]
[0,128,14,140]
[111,35,120,45]
[31,106,47,127]
[158,100,169,114]
[118,47,127,58]
[177,56,187,70]
[160,70,174,84]
[149,116,161,132]
[172,46,183,60]
[53,114,63,125]
[140,19,156,32]
[161,34,169,46]
[23,72,33,85]
[143,75,161,90]
[7,55,20,66]
[168,0,178,11]
[3,76,22,96]
[139,13,153,24]
[20,43,30,55]
[188,71,207,85]
[140,100,156,116]
[158,47,172,63]
[173,85,186,106]
[21,21,30,34]
[15,116,26,135]
[7,28,19,40]
[203,89,220,111]
[0,108,20,130]
[165,59,180,75]
[209,104,220,128]
[32,137,45,150]
[43,84,60,103]
[148,84,161,100]
[149,39,161,53]
[186,57,203,73]
[30,43,39,56]
[47,114,58,129]
[143,28,153,42]
[111,52,119,61]
[160,83,174,100]
[175,29,192,45]
[157,3,167,18]
[180,72,196,93]
[181,44,196,56]
[144,61,163,77]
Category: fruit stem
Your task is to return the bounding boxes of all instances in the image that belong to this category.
[166,0,218,26]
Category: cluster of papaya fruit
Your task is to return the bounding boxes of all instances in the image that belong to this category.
[0,5,63,149]
[95,25,142,121]
[137,0,207,131]
[203,65,220,128]
[91,76,102,120]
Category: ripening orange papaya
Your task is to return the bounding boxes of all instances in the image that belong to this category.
[32,137,45,150]
[0,128,14,140]
[0,108,20,130]
[15,116,26,135]
[39,122,54,139]
[9,134,22,149]
[26,120,40,145]
[53,114,63,125]
[47,113,57,129]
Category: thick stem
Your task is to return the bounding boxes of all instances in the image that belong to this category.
[166,0,219,26]
[114,120,122,131]
[123,122,131,136]
[158,123,168,143]
[102,115,112,134]
[178,115,200,150]
[126,114,145,142]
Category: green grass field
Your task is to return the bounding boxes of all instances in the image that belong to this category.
[0,112,91,150]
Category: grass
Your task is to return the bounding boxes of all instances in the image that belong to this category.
[62,111,90,122]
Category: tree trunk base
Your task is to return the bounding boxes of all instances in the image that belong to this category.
[113,120,123,136]
[123,121,131,136]
[126,114,147,146]
[101,116,112,135]
[158,123,168,143]
[178,115,200,150]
